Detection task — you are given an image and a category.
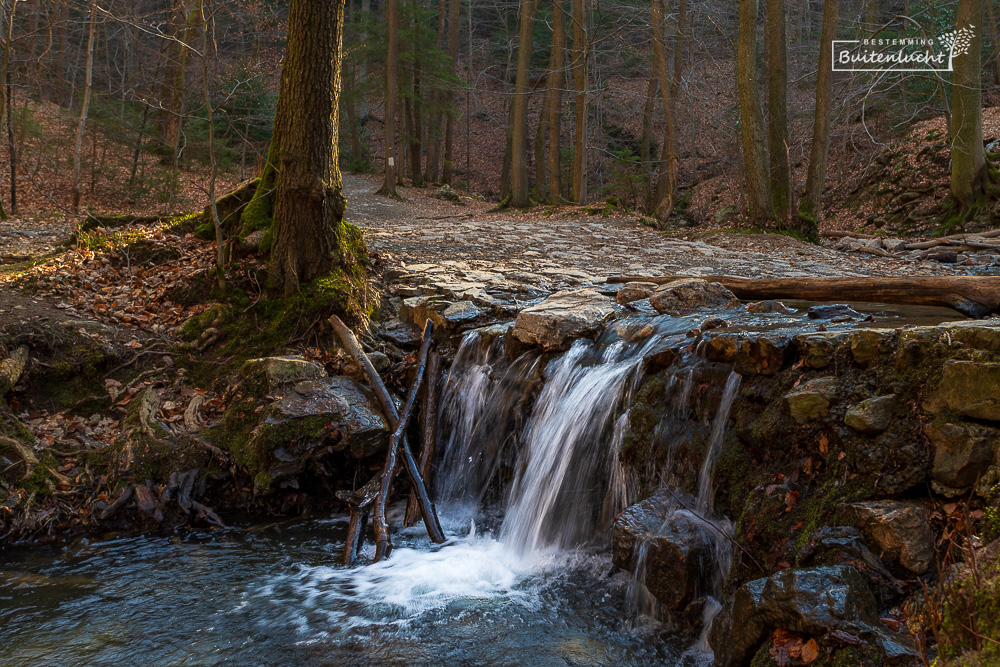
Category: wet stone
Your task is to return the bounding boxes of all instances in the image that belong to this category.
[615,281,658,305]
[512,289,617,351]
[648,278,740,316]
[842,500,935,575]
[807,304,864,321]
[844,395,896,435]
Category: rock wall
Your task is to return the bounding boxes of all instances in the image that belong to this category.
[616,319,1000,665]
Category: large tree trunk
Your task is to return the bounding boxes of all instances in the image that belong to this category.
[951,0,990,214]
[766,0,791,223]
[798,0,839,234]
[547,0,566,204]
[606,275,1000,319]
[377,0,400,196]
[736,0,773,221]
[267,0,365,297]
[509,0,537,208]
[651,0,678,222]
[570,0,587,203]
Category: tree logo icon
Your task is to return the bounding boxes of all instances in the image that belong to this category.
[937,25,975,70]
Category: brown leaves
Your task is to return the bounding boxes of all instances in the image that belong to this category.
[770,629,822,665]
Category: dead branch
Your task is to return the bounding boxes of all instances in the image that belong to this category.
[406,351,440,528]
[329,315,445,556]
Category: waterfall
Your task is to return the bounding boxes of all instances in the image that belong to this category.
[696,372,741,512]
[499,338,648,557]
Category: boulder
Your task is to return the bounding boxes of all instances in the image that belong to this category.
[844,395,896,435]
[378,319,422,347]
[925,421,998,491]
[399,296,481,331]
[842,500,935,574]
[241,356,326,392]
[367,351,392,372]
[923,361,1000,422]
[647,278,740,316]
[711,565,879,667]
[784,377,839,424]
[512,289,616,351]
[431,184,462,203]
[615,281,658,305]
[745,300,796,315]
[612,489,718,612]
[808,304,865,321]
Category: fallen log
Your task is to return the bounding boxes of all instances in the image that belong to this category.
[0,345,28,397]
[405,351,440,528]
[604,275,1000,319]
[329,316,446,558]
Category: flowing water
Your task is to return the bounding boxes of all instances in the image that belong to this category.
[3,303,935,665]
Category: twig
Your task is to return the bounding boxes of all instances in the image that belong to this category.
[406,351,439,527]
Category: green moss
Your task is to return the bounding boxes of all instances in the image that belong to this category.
[203,400,331,492]
[22,453,59,497]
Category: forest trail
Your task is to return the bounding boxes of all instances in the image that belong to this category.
[342,174,972,283]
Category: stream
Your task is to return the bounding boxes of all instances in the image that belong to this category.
[0,300,962,665]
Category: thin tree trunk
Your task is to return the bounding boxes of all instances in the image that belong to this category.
[377,0,400,196]
[766,0,791,223]
[988,1,1000,86]
[651,0,678,221]
[409,0,424,188]
[736,0,773,222]
[640,58,657,210]
[423,0,448,183]
[570,0,587,203]
[534,89,549,202]
[6,74,15,215]
[798,0,839,233]
[547,0,566,203]
[0,0,18,219]
[71,0,97,214]
[441,0,461,183]
[509,0,537,208]
[199,0,225,282]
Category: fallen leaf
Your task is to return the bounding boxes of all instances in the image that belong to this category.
[801,638,820,664]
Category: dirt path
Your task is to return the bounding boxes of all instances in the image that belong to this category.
[342,174,987,284]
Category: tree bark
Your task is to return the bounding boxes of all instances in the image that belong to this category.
[0,345,28,397]
[651,0,678,221]
[423,0,448,183]
[71,0,97,214]
[798,0,839,234]
[267,0,363,296]
[570,0,587,203]
[951,0,989,214]
[736,0,773,222]
[766,0,791,223]
[158,0,197,165]
[533,88,549,202]
[509,0,537,208]
[547,0,566,204]
[377,0,400,196]
[441,0,461,184]
[605,275,1000,319]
